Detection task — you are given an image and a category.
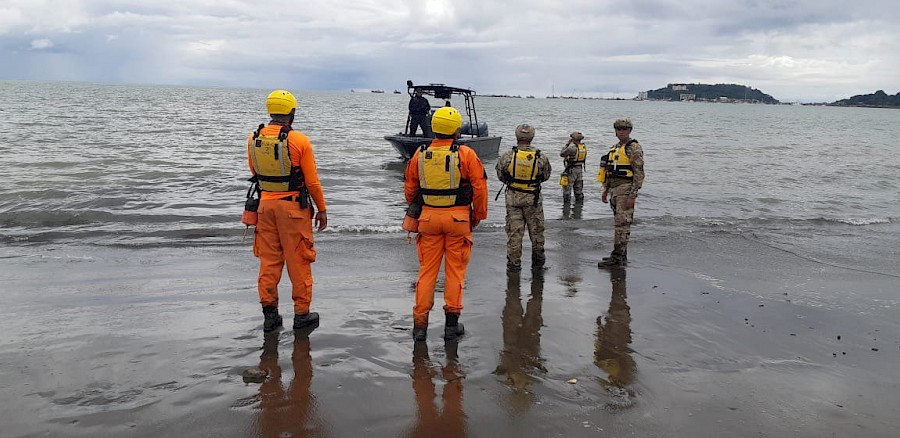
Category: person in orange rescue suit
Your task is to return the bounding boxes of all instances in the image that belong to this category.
[404,106,488,343]
[247,90,328,332]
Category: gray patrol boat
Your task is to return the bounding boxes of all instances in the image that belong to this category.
[384,81,502,160]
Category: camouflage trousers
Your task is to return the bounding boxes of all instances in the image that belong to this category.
[608,183,635,257]
[562,165,584,200]
[504,190,545,268]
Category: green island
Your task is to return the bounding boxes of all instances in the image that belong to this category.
[639,83,779,104]
[829,90,900,109]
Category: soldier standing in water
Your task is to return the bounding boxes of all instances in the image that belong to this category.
[598,118,644,267]
[496,124,552,272]
[559,131,588,204]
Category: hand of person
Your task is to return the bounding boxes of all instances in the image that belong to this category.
[601,190,609,204]
[625,196,636,209]
[315,211,328,232]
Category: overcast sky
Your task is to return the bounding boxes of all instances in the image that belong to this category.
[1,0,898,101]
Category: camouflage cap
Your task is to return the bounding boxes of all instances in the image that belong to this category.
[515,124,535,141]
[613,118,633,129]
[570,131,584,141]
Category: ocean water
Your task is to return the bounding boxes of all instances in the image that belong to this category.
[1,80,898,277]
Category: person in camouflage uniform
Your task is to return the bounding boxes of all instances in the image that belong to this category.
[559,131,587,203]
[496,124,552,272]
[598,118,645,267]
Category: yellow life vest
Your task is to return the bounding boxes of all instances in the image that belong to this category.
[597,152,608,183]
[607,140,635,179]
[248,124,304,192]
[506,148,541,192]
[566,143,587,167]
[418,144,461,207]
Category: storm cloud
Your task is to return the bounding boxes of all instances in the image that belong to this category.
[1,0,898,101]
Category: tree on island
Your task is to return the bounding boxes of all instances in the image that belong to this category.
[645,83,779,103]
[830,90,900,108]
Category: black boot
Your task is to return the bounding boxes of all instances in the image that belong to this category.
[598,252,627,268]
[444,313,465,341]
[532,251,546,269]
[412,326,427,342]
[293,312,320,330]
[262,306,282,332]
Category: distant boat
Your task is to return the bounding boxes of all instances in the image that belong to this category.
[371,89,384,94]
[393,90,401,94]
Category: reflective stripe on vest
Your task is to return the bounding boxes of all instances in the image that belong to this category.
[507,148,541,192]
[418,146,461,207]
[607,140,635,179]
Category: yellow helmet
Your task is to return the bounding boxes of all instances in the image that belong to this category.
[266,90,298,115]
[431,107,463,135]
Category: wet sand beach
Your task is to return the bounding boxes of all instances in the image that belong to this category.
[2,223,899,438]
[3,82,900,437]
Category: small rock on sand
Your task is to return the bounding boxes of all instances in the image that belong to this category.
[242,367,268,383]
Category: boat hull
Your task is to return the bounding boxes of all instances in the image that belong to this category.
[384,135,503,160]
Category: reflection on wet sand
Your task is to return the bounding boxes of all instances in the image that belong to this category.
[255,331,329,438]
[556,206,583,297]
[594,267,636,394]
[561,199,584,220]
[494,271,547,412]
[403,341,467,438]
[558,261,582,298]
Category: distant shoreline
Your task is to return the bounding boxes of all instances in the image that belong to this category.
[826,104,900,109]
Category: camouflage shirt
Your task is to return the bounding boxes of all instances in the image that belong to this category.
[496,144,552,185]
[559,141,584,169]
[497,145,552,207]
[606,140,644,197]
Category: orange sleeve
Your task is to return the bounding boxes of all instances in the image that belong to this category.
[246,133,256,175]
[404,149,421,205]
[460,146,488,220]
[289,131,327,212]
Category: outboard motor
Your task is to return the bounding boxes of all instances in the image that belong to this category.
[460,121,489,137]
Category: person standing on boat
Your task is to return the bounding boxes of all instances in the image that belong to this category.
[598,118,644,268]
[408,88,432,137]
[559,131,587,204]
[404,107,489,342]
[496,124,552,273]
[247,90,328,332]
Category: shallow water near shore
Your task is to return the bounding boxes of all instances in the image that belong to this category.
[1,81,899,436]
[2,229,900,437]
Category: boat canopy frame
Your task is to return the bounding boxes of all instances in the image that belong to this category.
[406,80,485,137]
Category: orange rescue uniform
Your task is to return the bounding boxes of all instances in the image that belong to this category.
[404,139,488,327]
[247,124,327,314]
